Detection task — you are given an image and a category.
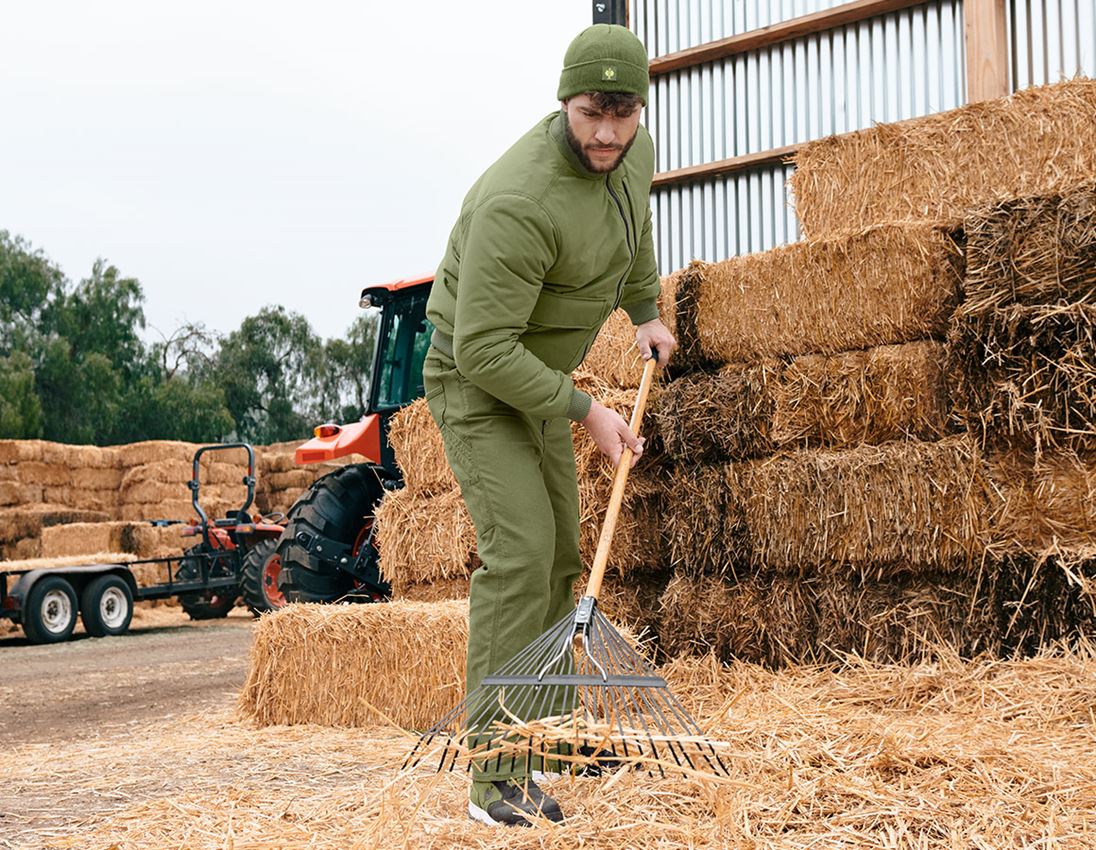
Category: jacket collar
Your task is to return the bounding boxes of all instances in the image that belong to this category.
[549,111,609,182]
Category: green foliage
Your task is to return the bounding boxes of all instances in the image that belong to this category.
[0,231,383,445]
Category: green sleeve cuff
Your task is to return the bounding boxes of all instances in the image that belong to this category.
[622,298,660,326]
[566,388,593,422]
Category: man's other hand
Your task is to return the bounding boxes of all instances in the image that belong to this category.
[635,319,676,368]
[580,401,645,469]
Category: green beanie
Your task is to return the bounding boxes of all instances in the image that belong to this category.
[557,24,649,104]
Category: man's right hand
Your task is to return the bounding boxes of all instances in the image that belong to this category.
[581,401,645,469]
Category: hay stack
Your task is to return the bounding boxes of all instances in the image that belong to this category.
[39,521,185,559]
[987,450,1096,555]
[790,79,1096,236]
[654,341,951,463]
[0,506,110,559]
[238,600,468,730]
[674,224,961,368]
[659,571,999,667]
[374,487,478,597]
[948,186,1096,453]
[667,436,990,578]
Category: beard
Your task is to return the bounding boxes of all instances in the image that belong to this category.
[563,112,636,174]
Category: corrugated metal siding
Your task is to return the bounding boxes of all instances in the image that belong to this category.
[1008,0,1096,89]
[642,1,967,273]
[642,0,1096,274]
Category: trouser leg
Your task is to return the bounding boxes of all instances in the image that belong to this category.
[423,350,582,781]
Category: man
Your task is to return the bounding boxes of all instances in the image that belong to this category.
[423,23,676,826]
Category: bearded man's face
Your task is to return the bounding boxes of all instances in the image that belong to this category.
[561,93,642,174]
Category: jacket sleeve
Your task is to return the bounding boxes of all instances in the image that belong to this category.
[451,192,593,421]
[617,202,661,325]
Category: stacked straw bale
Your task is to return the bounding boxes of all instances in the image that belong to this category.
[948,183,1096,454]
[39,521,185,560]
[654,341,952,463]
[673,224,961,369]
[790,79,1096,236]
[239,600,468,729]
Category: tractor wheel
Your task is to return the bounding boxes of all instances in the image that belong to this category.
[275,463,389,605]
[80,574,134,637]
[241,538,286,616]
[23,575,79,644]
[176,547,238,620]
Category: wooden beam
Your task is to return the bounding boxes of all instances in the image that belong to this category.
[652,144,800,189]
[649,0,929,77]
[964,0,1009,102]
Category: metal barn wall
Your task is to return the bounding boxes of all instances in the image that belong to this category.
[638,0,1096,275]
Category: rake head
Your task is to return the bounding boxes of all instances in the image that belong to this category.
[404,596,730,779]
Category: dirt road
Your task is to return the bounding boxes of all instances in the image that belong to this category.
[0,607,255,746]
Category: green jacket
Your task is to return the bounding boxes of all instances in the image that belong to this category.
[427,111,661,422]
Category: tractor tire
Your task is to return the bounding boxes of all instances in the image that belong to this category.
[275,463,388,605]
[241,538,286,616]
[176,547,239,620]
[80,574,134,637]
[23,575,79,644]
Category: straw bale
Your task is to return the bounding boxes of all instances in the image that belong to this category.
[118,440,200,467]
[120,460,245,490]
[257,450,298,474]
[396,576,470,602]
[990,547,1096,655]
[265,468,321,491]
[948,302,1095,453]
[578,476,666,576]
[653,362,779,462]
[38,521,186,559]
[0,465,15,482]
[5,537,41,560]
[0,506,110,544]
[71,467,123,489]
[0,440,46,464]
[659,573,816,666]
[987,449,1096,555]
[118,498,236,522]
[772,340,953,449]
[0,481,26,506]
[66,490,119,513]
[0,551,135,573]
[791,79,1096,236]
[668,436,990,578]
[677,225,961,368]
[594,569,669,639]
[744,436,990,576]
[388,398,454,495]
[121,480,246,506]
[259,487,309,514]
[63,443,117,468]
[374,487,477,595]
[18,462,72,487]
[238,599,468,729]
[962,182,1096,312]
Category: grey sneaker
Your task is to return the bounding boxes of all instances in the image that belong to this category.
[468,778,564,826]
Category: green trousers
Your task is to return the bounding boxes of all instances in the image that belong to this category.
[422,347,582,782]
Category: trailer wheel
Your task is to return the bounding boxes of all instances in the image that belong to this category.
[80,574,134,637]
[176,549,238,620]
[276,464,389,604]
[241,538,285,616]
[23,575,79,644]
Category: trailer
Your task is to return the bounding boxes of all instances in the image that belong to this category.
[0,443,286,644]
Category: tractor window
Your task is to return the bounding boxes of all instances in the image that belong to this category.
[373,290,434,410]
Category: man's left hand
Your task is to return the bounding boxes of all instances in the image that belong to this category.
[635,318,676,368]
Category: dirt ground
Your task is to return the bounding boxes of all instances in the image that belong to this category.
[0,605,256,748]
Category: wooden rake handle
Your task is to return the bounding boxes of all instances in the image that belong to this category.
[585,352,659,601]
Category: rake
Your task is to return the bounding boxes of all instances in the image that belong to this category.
[405,351,729,780]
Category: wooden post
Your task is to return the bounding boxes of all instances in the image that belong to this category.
[964,0,1009,102]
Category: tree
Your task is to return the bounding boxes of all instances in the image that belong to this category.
[0,230,65,354]
[309,313,378,423]
[0,352,44,438]
[213,306,323,444]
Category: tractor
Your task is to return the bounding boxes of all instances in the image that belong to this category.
[254,275,435,608]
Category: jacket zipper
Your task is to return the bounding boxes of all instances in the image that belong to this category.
[606,175,635,310]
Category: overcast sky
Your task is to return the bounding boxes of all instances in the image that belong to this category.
[0,1,594,342]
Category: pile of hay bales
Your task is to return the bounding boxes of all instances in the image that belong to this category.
[648,82,1096,666]
[0,438,344,571]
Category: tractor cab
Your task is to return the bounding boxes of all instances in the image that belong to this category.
[295,275,434,474]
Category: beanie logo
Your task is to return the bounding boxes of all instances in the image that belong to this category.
[602,65,617,81]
